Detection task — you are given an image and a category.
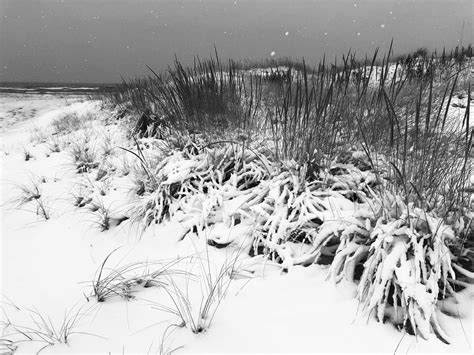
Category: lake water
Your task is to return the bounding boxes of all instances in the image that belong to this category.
[0,0,471,83]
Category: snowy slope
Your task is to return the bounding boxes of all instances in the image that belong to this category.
[1,95,472,354]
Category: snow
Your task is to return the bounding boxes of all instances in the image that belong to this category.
[1,94,472,354]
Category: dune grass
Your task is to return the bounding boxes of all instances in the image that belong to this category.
[12,179,51,221]
[1,305,101,354]
[51,113,84,134]
[88,248,188,302]
[106,44,472,218]
[151,243,245,334]
[99,44,473,342]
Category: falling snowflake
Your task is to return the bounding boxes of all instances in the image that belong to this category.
[270,51,276,56]
[357,32,361,36]
[285,31,289,36]
[381,24,385,28]
[324,32,328,36]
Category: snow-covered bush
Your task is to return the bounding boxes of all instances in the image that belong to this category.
[111,48,473,344]
[357,194,457,343]
[133,143,271,228]
[128,142,471,343]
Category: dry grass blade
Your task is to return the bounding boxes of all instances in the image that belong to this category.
[90,250,190,302]
[2,304,104,353]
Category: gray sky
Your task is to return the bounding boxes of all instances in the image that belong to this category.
[0,0,471,83]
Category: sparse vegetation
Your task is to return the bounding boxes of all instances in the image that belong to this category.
[88,200,112,231]
[22,148,33,161]
[11,178,53,221]
[0,305,99,353]
[100,134,114,157]
[72,189,93,208]
[152,240,246,334]
[70,141,98,173]
[29,126,48,145]
[35,197,51,220]
[46,136,62,154]
[158,324,183,355]
[51,113,84,134]
[15,182,42,206]
[89,248,186,302]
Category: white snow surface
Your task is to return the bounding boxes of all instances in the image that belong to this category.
[0,94,472,354]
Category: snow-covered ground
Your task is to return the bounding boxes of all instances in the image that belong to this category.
[0,94,86,133]
[1,94,472,354]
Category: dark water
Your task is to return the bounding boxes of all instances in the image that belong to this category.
[0,82,117,95]
[0,0,471,83]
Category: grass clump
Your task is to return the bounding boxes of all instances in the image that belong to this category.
[46,136,62,154]
[13,180,51,221]
[152,241,245,334]
[111,52,262,146]
[356,195,457,343]
[51,113,84,134]
[70,142,98,173]
[72,190,92,208]
[29,126,48,145]
[15,182,42,206]
[1,305,100,353]
[102,43,473,343]
[35,198,51,221]
[88,248,185,302]
[100,134,114,157]
[22,148,33,161]
[87,200,121,231]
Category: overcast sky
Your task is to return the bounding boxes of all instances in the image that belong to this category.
[0,0,471,83]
